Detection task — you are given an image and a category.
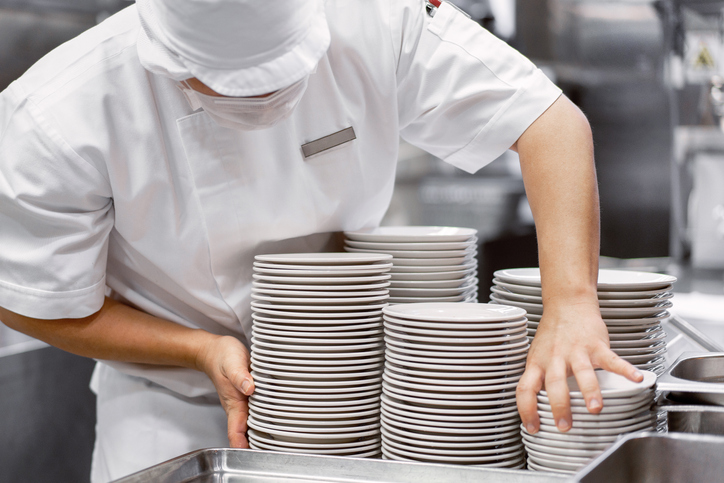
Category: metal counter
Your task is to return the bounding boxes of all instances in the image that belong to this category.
[113,448,566,483]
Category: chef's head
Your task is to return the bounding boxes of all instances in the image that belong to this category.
[136,0,330,98]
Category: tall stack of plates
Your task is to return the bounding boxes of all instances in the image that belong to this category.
[489,268,676,376]
[247,253,392,457]
[343,226,479,304]
[379,303,530,468]
[521,370,657,474]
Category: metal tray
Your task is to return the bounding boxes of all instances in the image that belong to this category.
[657,352,724,405]
[660,402,724,435]
[574,431,724,482]
[112,448,566,483]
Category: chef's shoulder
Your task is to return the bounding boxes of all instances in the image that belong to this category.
[3,5,144,109]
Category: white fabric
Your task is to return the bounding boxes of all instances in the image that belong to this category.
[0,0,561,398]
[136,0,331,96]
[179,75,310,130]
[89,362,227,482]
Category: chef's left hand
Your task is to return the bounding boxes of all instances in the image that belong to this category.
[196,335,256,448]
[515,296,644,434]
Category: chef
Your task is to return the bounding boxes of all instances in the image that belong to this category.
[0,0,643,480]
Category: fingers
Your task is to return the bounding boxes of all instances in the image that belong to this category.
[570,355,602,414]
[593,344,643,383]
[544,360,571,432]
[226,396,250,449]
[517,365,544,434]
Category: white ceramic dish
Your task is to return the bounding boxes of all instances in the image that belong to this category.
[345,245,475,258]
[389,276,476,289]
[251,300,388,313]
[382,381,517,403]
[248,428,379,449]
[252,261,392,273]
[250,392,381,408]
[379,425,520,449]
[391,256,476,266]
[251,304,384,320]
[384,326,528,345]
[344,226,478,243]
[247,416,380,439]
[538,410,652,427]
[381,397,518,422]
[251,330,384,346]
[611,340,667,353]
[385,348,529,367]
[385,367,522,388]
[383,314,527,331]
[385,362,525,381]
[383,372,519,394]
[527,453,585,471]
[383,302,526,323]
[536,417,655,436]
[492,280,669,299]
[389,284,477,298]
[252,319,382,333]
[253,273,391,285]
[384,333,529,353]
[253,286,389,298]
[539,370,656,399]
[390,269,476,281]
[249,439,381,457]
[345,239,476,251]
[253,280,391,291]
[253,384,382,400]
[383,320,527,338]
[251,357,383,374]
[248,398,379,415]
[494,268,677,291]
[384,353,527,375]
[524,447,591,464]
[391,261,478,273]
[491,286,674,307]
[384,339,529,359]
[379,441,523,464]
[381,407,520,430]
[382,433,520,457]
[251,293,389,306]
[388,294,475,304]
[525,457,574,474]
[537,390,655,408]
[536,399,651,415]
[380,418,520,442]
[254,266,392,277]
[250,366,383,382]
[521,431,612,451]
[522,439,606,457]
[380,393,518,417]
[608,328,665,340]
[255,253,392,265]
[251,342,384,359]
[252,325,382,339]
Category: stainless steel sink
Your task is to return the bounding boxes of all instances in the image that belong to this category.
[657,352,724,405]
[574,432,724,482]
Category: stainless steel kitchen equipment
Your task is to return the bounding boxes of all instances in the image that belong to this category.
[659,403,724,434]
[112,447,566,483]
[574,431,724,482]
[658,352,724,405]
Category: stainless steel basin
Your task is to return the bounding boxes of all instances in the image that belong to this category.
[657,352,724,405]
[574,432,724,482]
[661,404,724,435]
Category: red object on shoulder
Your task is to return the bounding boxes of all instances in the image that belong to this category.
[429,0,442,7]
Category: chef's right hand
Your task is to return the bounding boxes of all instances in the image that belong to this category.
[196,335,255,448]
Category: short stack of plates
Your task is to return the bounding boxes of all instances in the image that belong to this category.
[521,370,657,474]
[343,226,479,304]
[247,253,393,457]
[489,268,676,376]
[379,302,530,468]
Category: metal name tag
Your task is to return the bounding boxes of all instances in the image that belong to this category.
[301,126,356,158]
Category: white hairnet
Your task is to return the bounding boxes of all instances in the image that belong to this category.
[136,0,330,97]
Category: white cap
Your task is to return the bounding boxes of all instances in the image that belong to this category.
[136,0,330,97]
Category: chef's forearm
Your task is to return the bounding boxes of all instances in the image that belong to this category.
[513,95,599,303]
[0,297,219,371]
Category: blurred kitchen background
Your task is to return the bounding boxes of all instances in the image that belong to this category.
[2,0,724,481]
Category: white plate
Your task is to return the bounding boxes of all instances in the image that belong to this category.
[345,239,477,251]
[380,441,524,464]
[380,418,520,442]
[390,269,476,282]
[521,424,620,443]
[383,314,527,331]
[383,432,521,457]
[248,428,379,449]
[525,447,591,464]
[247,416,380,440]
[391,256,476,266]
[537,399,652,416]
[254,266,392,277]
[252,324,382,339]
[344,226,478,243]
[252,319,382,333]
[251,409,380,428]
[255,253,392,265]
[251,343,384,360]
[610,336,667,349]
[388,294,477,303]
[490,287,674,307]
[251,293,389,306]
[251,300,388,313]
[494,280,674,299]
[389,276,476,289]
[248,415,380,434]
[383,303,526,322]
[253,383,382,399]
[380,394,518,418]
[384,353,527,375]
[251,358,384,375]
[385,366,522,387]
[539,370,656,399]
[251,305,384,320]
[251,337,384,353]
[253,273,392,284]
[620,351,667,364]
[250,391,381,408]
[522,439,606,457]
[384,333,529,353]
[345,244,476,258]
[382,396,519,422]
[521,432,612,451]
[537,417,655,436]
[494,268,677,291]
[381,425,521,450]
[608,327,664,340]
[251,367,383,383]
[384,326,528,345]
[252,329,384,345]
[526,457,575,474]
[383,372,520,394]
[385,348,528,367]
[389,281,477,296]
[603,314,669,326]
[527,453,585,471]
[384,320,527,338]
[385,361,525,381]
[383,381,517,403]
[537,408,652,424]
[491,295,673,319]
[249,398,379,415]
[537,390,655,408]
[253,280,391,292]
[385,339,529,359]
[391,261,478,273]
[249,439,381,457]
[252,261,392,273]
[382,407,520,431]
[253,286,390,298]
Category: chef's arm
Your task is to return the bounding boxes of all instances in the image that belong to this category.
[0,297,255,447]
[510,95,643,433]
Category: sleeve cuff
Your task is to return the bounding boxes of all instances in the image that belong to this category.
[444,69,563,174]
[0,277,106,320]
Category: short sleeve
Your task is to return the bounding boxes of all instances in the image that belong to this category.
[394,0,562,173]
[0,86,114,320]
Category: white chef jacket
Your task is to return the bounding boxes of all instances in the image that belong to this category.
[0,0,561,398]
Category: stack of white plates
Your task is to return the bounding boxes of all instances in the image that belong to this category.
[379,302,530,468]
[489,268,676,376]
[521,370,657,474]
[343,226,479,304]
[247,253,393,457]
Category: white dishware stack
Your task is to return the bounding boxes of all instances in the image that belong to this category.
[379,302,530,469]
[343,226,479,304]
[247,253,393,457]
[521,370,658,474]
[489,268,677,376]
